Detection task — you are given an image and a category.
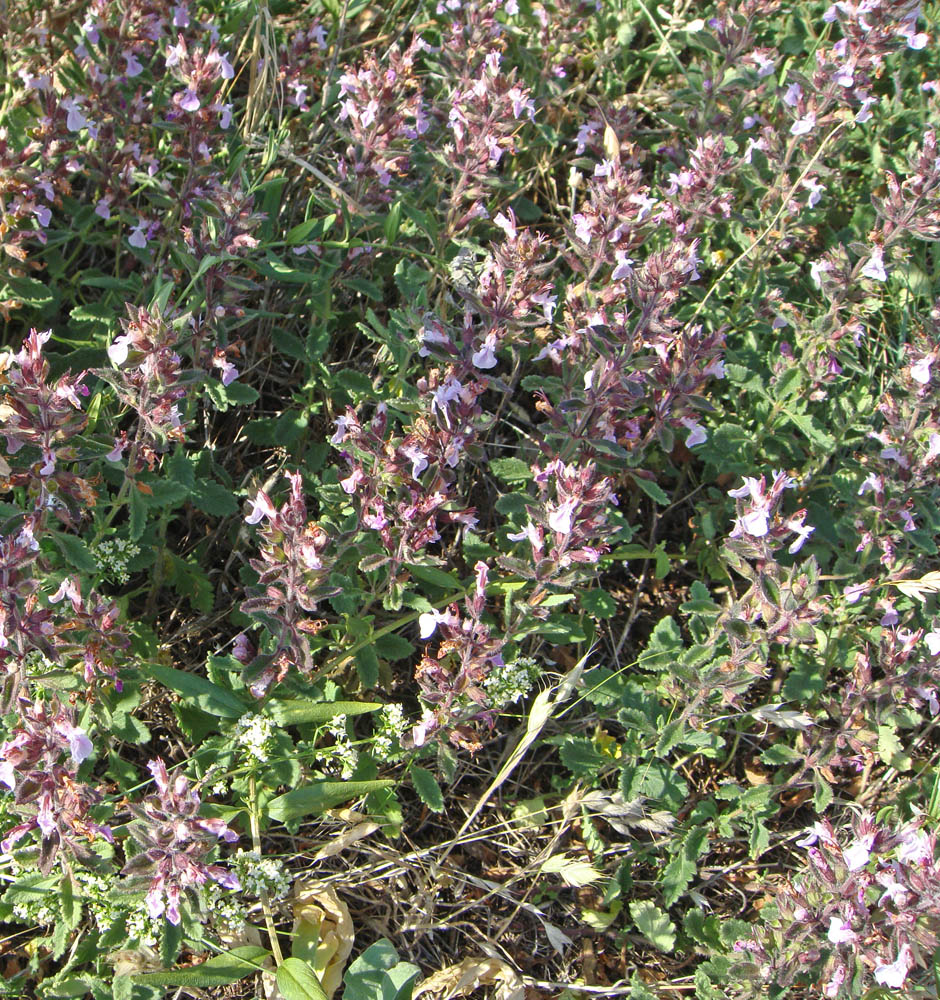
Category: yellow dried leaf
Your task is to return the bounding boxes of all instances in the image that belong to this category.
[414,957,524,1000]
[290,882,354,999]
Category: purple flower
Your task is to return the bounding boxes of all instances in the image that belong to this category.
[245,491,277,525]
[61,98,87,132]
[127,223,148,250]
[124,50,144,77]
[791,112,817,136]
[782,82,802,107]
[681,417,707,447]
[177,88,201,112]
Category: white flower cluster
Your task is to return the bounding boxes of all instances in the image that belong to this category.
[372,703,408,760]
[125,906,163,948]
[92,537,140,584]
[319,715,359,778]
[232,849,291,900]
[234,713,275,764]
[483,657,540,709]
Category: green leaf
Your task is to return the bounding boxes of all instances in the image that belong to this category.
[489,457,532,484]
[559,737,604,778]
[630,900,676,952]
[355,646,380,687]
[373,634,415,661]
[128,485,147,541]
[344,940,421,1000]
[877,724,912,771]
[265,700,382,726]
[631,475,669,506]
[149,664,247,719]
[190,480,239,516]
[132,946,270,987]
[276,958,329,1000]
[579,589,617,619]
[48,531,97,574]
[661,828,708,906]
[405,563,462,590]
[267,780,394,822]
[410,766,444,812]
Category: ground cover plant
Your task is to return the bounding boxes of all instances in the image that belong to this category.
[0,0,938,997]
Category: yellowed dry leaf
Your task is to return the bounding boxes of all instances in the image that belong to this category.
[291,881,355,999]
[414,957,524,1000]
[313,820,380,861]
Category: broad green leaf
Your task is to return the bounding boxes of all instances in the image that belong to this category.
[48,530,97,574]
[265,700,382,726]
[631,474,669,505]
[267,780,394,822]
[276,958,329,1000]
[149,664,247,719]
[630,900,676,952]
[132,946,270,987]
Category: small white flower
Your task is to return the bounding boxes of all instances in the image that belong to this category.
[861,247,887,281]
[911,356,932,385]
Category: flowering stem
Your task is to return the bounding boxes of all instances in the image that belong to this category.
[690,121,847,323]
[248,773,283,966]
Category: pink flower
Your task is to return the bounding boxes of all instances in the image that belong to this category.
[245,491,277,525]
[874,944,913,989]
[106,437,127,462]
[843,833,875,870]
[471,333,498,370]
[826,916,856,945]
[843,582,869,603]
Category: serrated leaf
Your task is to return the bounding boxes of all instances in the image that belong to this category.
[661,828,708,906]
[489,457,532,484]
[559,737,604,778]
[411,765,444,812]
[190,480,239,516]
[630,475,669,505]
[630,900,676,952]
[48,530,97,574]
[580,589,617,619]
[276,957,330,1000]
[268,780,394,822]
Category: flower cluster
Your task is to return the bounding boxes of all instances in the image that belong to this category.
[332,375,483,586]
[0,330,93,512]
[742,814,940,996]
[101,305,189,465]
[499,459,616,588]
[122,759,239,926]
[411,561,508,750]
[0,696,111,872]
[336,39,429,201]
[241,471,336,694]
